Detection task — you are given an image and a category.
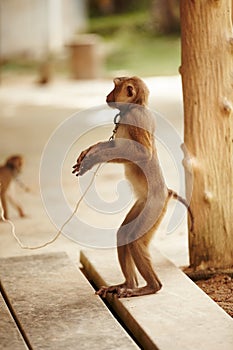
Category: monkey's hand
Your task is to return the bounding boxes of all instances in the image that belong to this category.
[72,141,111,176]
[72,144,100,176]
[72,155,93,176]
[72,150,89,176]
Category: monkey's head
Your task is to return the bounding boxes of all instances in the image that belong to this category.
[106,76,149,109]
[5,155,24,175]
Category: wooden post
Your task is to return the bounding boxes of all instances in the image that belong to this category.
[180,0,233,270]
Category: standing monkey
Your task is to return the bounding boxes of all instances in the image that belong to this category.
[73,77,193,297]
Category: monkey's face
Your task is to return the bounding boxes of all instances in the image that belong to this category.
[106,77,149,109]
[6,155,23,174]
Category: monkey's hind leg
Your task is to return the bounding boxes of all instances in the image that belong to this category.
[96,201,144,298]
[115,199,167,298]
[96,200,164,298]
[115,199,166,298]
[97,235,162,298]
[0,194,8,220]
[122,236,162,297]
[7,194,25,218]
[96,244,139,298]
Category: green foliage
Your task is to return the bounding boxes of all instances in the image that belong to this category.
[89,0,151,17]
[89,11,149,36]
[2,11,180,78]
[105,31,180,76]
[88,11,181,76]
[1,60,38,73]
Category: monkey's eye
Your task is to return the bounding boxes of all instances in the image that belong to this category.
[127,85,134,97]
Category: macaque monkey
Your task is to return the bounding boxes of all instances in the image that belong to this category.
[73,76,193,298]
[0,155,26,220]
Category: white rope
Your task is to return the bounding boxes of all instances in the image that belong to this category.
[0,164,101,250]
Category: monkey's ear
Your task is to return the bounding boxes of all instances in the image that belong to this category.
[113,78,121,86]
[127,84,135,97]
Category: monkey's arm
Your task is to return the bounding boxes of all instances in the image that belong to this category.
[72,137,152,176]
[7,194,25,217]
[72,108,155,176]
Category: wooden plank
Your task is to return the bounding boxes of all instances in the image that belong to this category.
[0,294,27,350]
[0,252,138,350]
[80,247,233,350]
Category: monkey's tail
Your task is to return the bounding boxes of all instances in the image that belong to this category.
[168,189,194,232]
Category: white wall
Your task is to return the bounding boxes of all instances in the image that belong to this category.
[0,0,87,59]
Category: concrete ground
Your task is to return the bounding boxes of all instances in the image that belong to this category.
[0,74,189,267]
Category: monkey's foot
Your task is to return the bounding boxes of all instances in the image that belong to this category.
[96,283,162,298]
[118,284,162,298]
[96,283,132,298]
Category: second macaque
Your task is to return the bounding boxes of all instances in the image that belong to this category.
[0,155,26,220]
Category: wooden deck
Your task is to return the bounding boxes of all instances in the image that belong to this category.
[80,247,233,350]
[1,250,233,350]
[0,252,137,350]
[0,294,27,349]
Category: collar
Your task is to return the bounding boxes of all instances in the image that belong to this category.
[109,112,121,141]
[109,105,133,141]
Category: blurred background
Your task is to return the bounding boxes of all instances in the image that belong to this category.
[0,0,188,268]
[0,0,180,81]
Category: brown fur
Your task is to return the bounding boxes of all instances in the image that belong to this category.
[0,155,26,220]
[73,77,193,297]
